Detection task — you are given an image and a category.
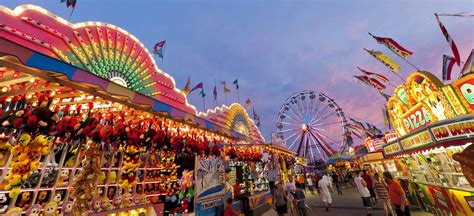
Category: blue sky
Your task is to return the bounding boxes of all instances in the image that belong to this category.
[3,0,473,144]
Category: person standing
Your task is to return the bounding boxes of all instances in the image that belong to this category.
[306,174,315,195]
[272,182,288,216]
[362,169,377,204]
[354,170,373,216]
[383,171,411,216]
[285,176,296,216]
[374,172,395,216]
[292,183,307,216]
[332,172,343,195]
[268,164,278,193]
[318,174,333,212]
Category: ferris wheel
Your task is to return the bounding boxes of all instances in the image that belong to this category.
[276,91,349,161]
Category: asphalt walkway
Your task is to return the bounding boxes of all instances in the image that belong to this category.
[263,187,434,216]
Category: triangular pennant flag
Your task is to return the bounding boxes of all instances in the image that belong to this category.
[364,48,400,73]
[357,67,389,83]
[233,79,239,90]
[213,85,217,101]
[369,33,413,59]
[245,98,252,110]
[190,82,203,92]
[442,55,456,81]
[181,76,191,95]
[199,89,206,98]
[460,49,474,74]
[435,14,461,66]
[153,40,166,59]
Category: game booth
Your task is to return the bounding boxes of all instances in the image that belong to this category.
[379,71,474,215]
[0,5,266,216]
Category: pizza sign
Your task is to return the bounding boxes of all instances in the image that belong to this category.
[402,104,432,133]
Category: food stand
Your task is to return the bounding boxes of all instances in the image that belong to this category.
[381,71,474,215]
[0,5,265,215]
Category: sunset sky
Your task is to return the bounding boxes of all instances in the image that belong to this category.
[3,0,473,144]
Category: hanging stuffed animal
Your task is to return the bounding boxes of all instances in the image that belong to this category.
[43,202,58,216]
[25,204,42,216]
[5,207,22,216]
[88,198,102,213]
[61,201,73,216]
[56,169,69,187]
[100,197,115,211]
[0,193,10,214]
[15,191,31,210]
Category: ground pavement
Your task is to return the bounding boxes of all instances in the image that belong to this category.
[263,187,434,216]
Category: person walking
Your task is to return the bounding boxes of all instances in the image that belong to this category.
[306,174,315,195]
[272,182,288,216]
[285,176,296,216]
[383,171,411,216]
[318,174,333,212]
[374,172,395,216]
[292,183,307,216]
[354,170,373,216]
[362,169,377,204]
[332,172,343,195]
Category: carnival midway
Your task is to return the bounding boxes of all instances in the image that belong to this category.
[0,1,473,216]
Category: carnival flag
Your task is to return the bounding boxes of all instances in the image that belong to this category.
[190,82,203,92]
[253,108,261,127]
[199,89,206,98]
[442,55,456,81]
[364,49,400,73]
[382,105,392,129]
[245,98,252,110]
[435,14,461,66]
[181,76,191,95]
[378,91,391,101]
[213,85,217,101]
[233,79,239,90]
[368,77,386,91]
[369,33,413,59]
[354,75,372,87]
[460,49,474,74]
[220,81,231,93]
[356,67,389,83]
[61,0,77,8]
[153,40,166,59]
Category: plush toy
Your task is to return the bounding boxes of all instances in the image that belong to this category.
[61,201,73,216]
[0,193,9,214]
[100,197,115,211]
[181,198,189,213]
[57,169,69,187]
[23,171,41,188]
[52,192,62,207]
[132,194,140,206]
[36,191,48,207]
[89,197,102,213]
[139,194,148,205]
[0,140,11,166]
[41,166,58,188]
[16,191,31,210]
[43,202,58,216]
[113,194,123,209]
[122,192,133,208]
[25,204,42,216]
[70,140,101,214]
[5,207,22,216]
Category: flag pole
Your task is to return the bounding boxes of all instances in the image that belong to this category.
[214,79,217,107]
[401,58,421,71]
[237,89,240,103]
[68,7,75,21]
[202,96,206,111]
[393,73,406,83]
[225,93,228,105]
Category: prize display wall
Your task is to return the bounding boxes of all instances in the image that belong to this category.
[0,4,260,215]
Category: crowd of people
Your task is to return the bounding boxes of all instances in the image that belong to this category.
[267,169,411,216]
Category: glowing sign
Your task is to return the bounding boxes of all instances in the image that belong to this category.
[430,118,474,142]
[366,152,384,161]
[452,74,474,113]
[383,141,402,156]
[399,130,433,151]
[401,104,432,132]
[442,86,468,115]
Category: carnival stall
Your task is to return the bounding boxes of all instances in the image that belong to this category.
[381,71,474,215]
[0,5,262,216]
[224,144,295,215]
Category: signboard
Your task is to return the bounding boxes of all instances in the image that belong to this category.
[451,74,474,112]
[430,118,474,142]
[366,152,384,161]
[195,156,226,215]
[401,103,433,133]
[195,197,225,216]
[399,129,433,151]
[442,86,468,115]
[383,141,402,156]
